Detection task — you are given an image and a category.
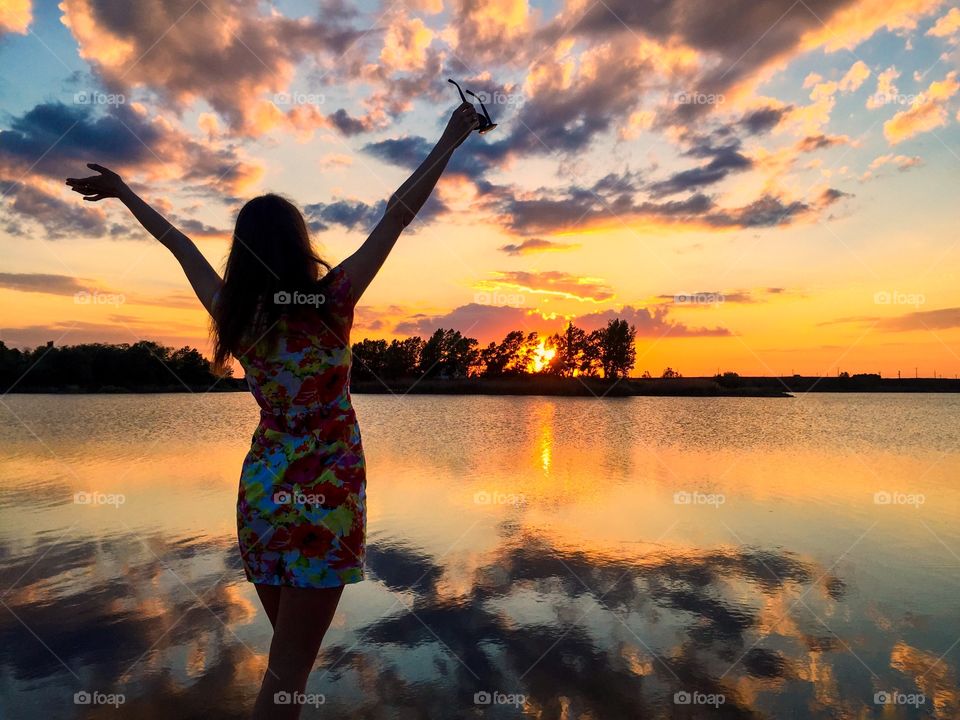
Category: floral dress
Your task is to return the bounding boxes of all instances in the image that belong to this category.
[235,264,365,588]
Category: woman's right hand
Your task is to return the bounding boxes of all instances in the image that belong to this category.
[66,163,128,202]
[442,102,480,149]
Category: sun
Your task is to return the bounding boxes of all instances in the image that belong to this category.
[528,338,556,373]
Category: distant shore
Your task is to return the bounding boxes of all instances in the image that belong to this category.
[8,374,960,396]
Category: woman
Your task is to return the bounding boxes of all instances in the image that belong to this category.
[66,100,480,719]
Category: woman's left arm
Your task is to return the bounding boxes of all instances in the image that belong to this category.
[66,164,223,316]
[340,101,480,303]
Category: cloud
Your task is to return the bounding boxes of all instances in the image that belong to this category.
[394,303,553,343]
[0,272,91,295]
[839,60,871,92]
[884,71,959,144]
[378,15,434,72]
[860,153,923,180]
[867,66,902,108]
[648,142,752,197]
[304,193,447,233]
[390,300,731,342]
[0,0,31,35]
[488,169,849,234]
[0,102,261,195]
[304,198,386,233]
[740,106,792,135]
[59,0,365,136]
[0,181,109,239]
[926,7,960,37]
[797,134,851,152]
[573,305,731,337]
[826,307,960,331]
[539,0,941,131]
[477,270,614,302]
[498,238,580,255]
[654,288,790,305]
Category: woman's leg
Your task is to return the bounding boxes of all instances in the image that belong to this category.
[252,585,344,720]
[254,583,282,628]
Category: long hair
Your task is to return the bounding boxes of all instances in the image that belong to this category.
[212,194,330,368]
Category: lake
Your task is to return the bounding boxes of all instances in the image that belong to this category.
[1,393,958,718]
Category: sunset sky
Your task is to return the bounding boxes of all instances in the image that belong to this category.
[1,0,959,377]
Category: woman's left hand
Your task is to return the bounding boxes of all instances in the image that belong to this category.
[441,102,480,149]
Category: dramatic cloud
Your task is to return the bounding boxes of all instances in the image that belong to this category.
[648,142,752,197]
[0,181,109,239]
[59,0,366,135]
[538,0,942,129]
[304,194,447,233]
[487,171,849,234]
[0,102,261,195]
[391,300,731,342]
[883,71,959,144]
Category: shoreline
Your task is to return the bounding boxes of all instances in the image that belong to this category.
[6,375,960,396]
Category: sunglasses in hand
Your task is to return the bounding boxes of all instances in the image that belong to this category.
[447,79,498,135]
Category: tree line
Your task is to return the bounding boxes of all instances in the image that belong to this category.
[351,319,638,381]
[0,340,227,391]
[0,317,639,392]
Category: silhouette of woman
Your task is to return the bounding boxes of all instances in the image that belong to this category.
[66,100,480,719]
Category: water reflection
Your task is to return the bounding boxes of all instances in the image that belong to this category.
[0,394,958,718]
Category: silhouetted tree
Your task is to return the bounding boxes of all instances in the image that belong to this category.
[383,337,423,378]
[419,329,478,378]
[479,330,525,377]
[351,339,388,380]
[549,322,588,377]
[0,340,229,391]
[597,319,637,379]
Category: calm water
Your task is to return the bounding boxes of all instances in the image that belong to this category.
[1,393,958,719]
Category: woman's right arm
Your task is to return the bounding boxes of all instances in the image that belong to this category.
[67,164,223,316]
